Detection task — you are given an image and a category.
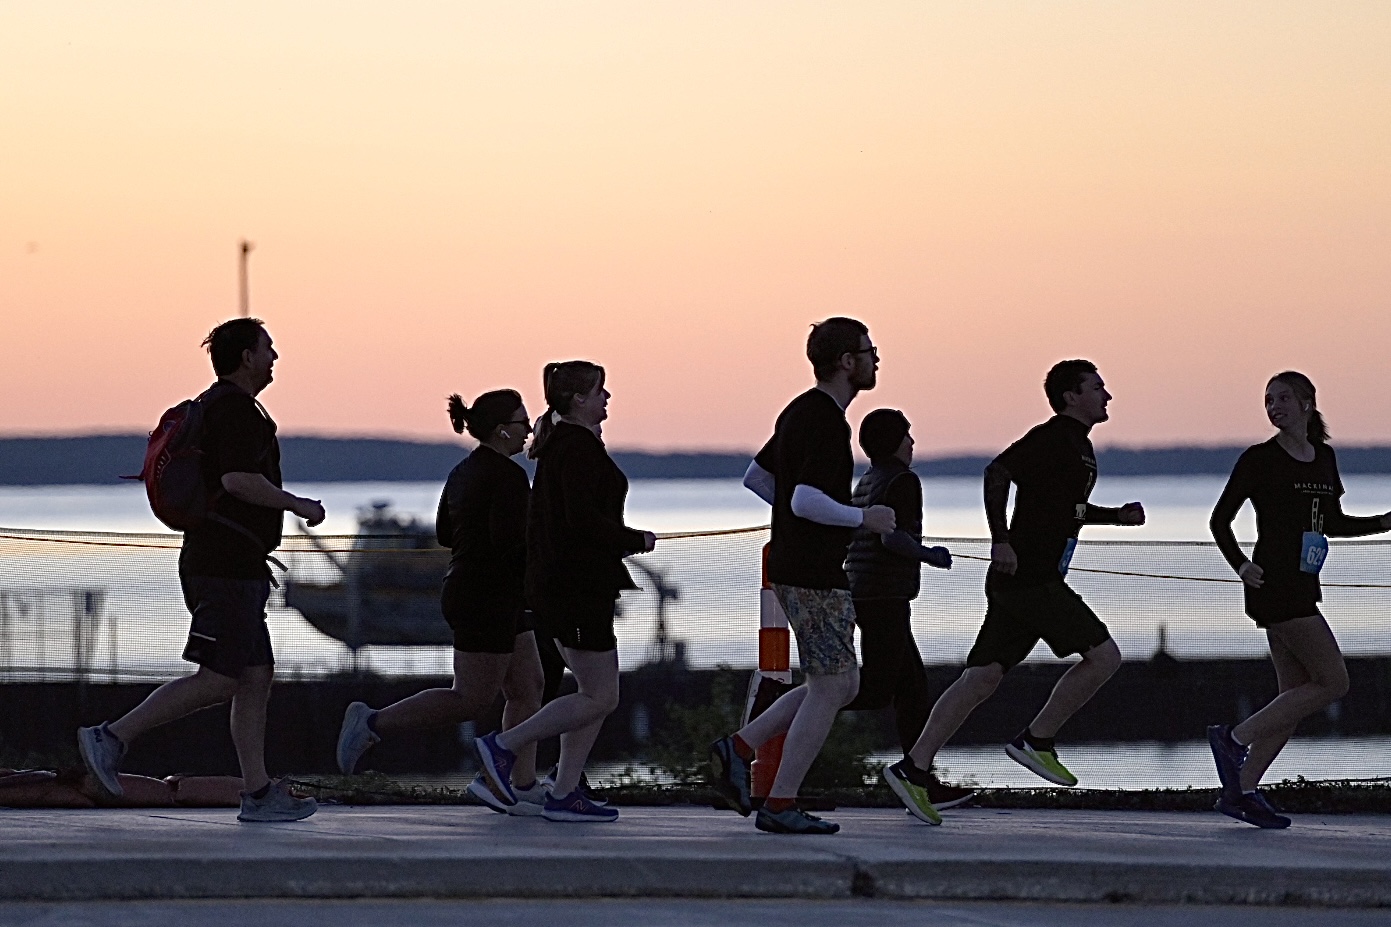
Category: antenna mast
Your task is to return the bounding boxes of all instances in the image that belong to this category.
[238,240,254,316]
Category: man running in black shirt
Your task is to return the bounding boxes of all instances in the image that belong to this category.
[884,359,1145,825]
[78,318,325,822]
[710,317,896,835]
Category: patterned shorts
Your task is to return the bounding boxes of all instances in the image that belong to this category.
[772,584,858,676]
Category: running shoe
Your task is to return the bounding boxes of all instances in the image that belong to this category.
[754,805,839,835]
[1005,735,1078,787]
[508,781,549,817]
[1207,724,1249,799]
[238,782,317,822]
[77,723,125,797]
[1215,791,1291,830]
[466,773,510,814]
[335,702,381,775]
[543,788,619,823]
[474,732,518,805]
[927,774,977,811]
[709,736,753,816]
[882,759,942,825]
[541,768,608,807]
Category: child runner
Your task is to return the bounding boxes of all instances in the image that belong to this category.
[474,361,657,823]
[710,318,896,834]
[1208,371,1391,828]
[336,390,547,814]
[884,360,1145,825]
[842,409,974,811]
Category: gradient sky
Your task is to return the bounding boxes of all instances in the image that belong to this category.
[3,1,1388,453]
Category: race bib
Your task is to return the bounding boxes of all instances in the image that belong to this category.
[1300,531,1329,575]
[1058,537,1078,576]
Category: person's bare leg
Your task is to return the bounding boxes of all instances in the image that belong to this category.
[371,650,511,736]
[734,685,809,750]
[496,646,619,796]
[229,664,274,793]
[767,667,859,799]
[500,632,545,785]
[107,667,239,744]
[1239,631,1308,791]
[907,664,1004,771]
[1234,616,1348,790]
[1028,638,1122,739]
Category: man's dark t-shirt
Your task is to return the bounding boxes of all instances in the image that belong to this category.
[990,415,1115,590]
[179,385,283,580]
[755,388,855,590]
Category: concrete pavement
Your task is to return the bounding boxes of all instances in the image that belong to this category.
[1,805,1388,907]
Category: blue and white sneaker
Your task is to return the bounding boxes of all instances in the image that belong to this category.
[466,773,510,814]
[1215,791,1291,829]
[474,732,518,805]
[336,702,380,775]
[77,723,125,797]
[543,788,619,823]
[1207,724,1249,799]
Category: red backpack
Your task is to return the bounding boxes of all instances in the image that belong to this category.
[127,382,268,551]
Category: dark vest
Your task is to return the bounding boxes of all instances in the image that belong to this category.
[846,460,922,600]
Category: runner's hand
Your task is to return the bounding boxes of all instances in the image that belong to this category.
[293,498,326,527]
[1118,502,1146,525]
[925,546,952,570]
[990,542,1017,575]
[640,531,658,553]
[1238,561,1264,588]
[862,505,896,534]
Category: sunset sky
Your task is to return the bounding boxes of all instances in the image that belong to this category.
[3,2,1388,454]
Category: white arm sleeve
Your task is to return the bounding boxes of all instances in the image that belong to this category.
[791,484,865,528]
[742,460,776,505]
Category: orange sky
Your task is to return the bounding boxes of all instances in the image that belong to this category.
[3,2,1388,453]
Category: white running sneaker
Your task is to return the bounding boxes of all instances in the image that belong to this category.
[336,702,380,775]
[508,781,548,817]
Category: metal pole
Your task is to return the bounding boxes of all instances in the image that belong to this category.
[238,240,254,317]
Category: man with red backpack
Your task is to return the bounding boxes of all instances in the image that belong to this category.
[78,318,326,822]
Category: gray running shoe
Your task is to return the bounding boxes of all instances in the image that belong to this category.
[754,805,839,835]
[508,781,549,817]
[709,736,752,816]
[238,782,317,822]
[77,723,125,797]
[336,702,380,775]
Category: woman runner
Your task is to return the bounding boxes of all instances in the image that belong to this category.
[335,390,548,813]
[474,361,657,823]
[1208,371,1391,828]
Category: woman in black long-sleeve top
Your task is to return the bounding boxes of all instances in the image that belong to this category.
[474,361,656,823]
[1207,372,1391,828]
[335,390,548,812]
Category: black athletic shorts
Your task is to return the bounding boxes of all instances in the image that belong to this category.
[1244,581,1323,628]
[441,581,533,654]
[966,578,1110,671]
[532,594,618,653]
[180,573,274,679]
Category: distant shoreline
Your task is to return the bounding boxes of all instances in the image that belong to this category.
[4,435,1391,485]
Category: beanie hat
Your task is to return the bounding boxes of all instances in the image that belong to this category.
[859,409,911,463]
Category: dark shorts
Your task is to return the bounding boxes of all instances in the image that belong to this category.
[966,578,1110,671]
[532,594,618,653]
[441,583,533,654]
[1244,582,1323,628]
[179,573,273,679]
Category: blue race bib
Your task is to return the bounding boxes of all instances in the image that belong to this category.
[1300,531,1329,575]
[1058,537,1078,576]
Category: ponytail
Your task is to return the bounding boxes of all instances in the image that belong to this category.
[445,389,523,442]
[1269,371,1329,444]
[528,360,604,459]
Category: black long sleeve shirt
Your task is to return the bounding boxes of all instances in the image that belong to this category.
[984,415,1124,588]
[1210,439,1383,598]
[435,444,530,603]
[525,421,647,602]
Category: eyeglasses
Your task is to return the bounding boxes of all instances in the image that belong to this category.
[851,346,879,360]
[503,418,533,433]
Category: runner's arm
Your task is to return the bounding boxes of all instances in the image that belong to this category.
[983,459,1012,543]
[743,460,776,505]
[790,484,863,527]
[1209,459,1252,573]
